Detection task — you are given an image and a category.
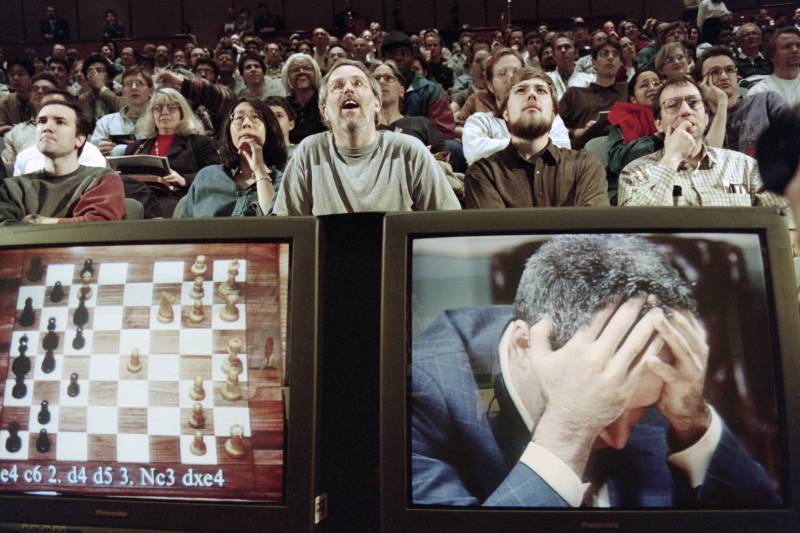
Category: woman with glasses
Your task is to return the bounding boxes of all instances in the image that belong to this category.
[605,70,664,204]
[176,97,286,218]
[655,42,693,80]
[126,88,219,217]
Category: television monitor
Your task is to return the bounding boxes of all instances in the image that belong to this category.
[381,207,800,533]
[0,218,321,532]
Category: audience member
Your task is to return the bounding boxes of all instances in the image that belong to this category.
[281,54,326,144]
[47,57,69,89]
[79,54,122,128]
[264,42,284,77]
[747,27,800,106]
[638,21,687,70]
[698,46,787,156]
[522,31,543,67]
[575,30,608,75]
[102,9,125,39]
[125,88,220,217]
[214,48,238,90]
[735,23,771,79]
[264,95,296,162]
[547,33,594,101]
[619,76,789,214]
[424,31,454,90]
[179,97,285,217]
[91,67,153,156]
[655,42,693,80]
[0,97,124,224]
[2,73,57,175]
[464,67,607,209]
[618,37,637,81]
[311,28,331,69]
[0,58,34,135]
[273,59,460,215]
[236,52,282,100]
[40,6,71,42]
[697,0,731,30]
[453,49,492,125]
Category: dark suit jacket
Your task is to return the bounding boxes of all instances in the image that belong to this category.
[40,17,71,41]
[125,133,220,190]
[411,306,781,507]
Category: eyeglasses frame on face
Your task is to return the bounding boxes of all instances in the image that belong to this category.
[229,111,264,126]
[374,73,397,83]
[329,75,369,93]
[123,79,146,89]
[153,103,180,114]
[288,63,314,74]
[705,66,737,79]
[596,48,620,58]
[661,95,704,113]
[636,79,662,90]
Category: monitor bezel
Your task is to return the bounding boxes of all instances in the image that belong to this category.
[380,207,800,533]
[0,218,320,532]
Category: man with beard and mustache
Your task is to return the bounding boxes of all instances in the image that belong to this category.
[272,59,460,215]
[619,76,791,215]
[463,68,607,209]
[282,54,326,144]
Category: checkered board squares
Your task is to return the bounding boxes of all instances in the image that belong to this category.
[5,257,256,465]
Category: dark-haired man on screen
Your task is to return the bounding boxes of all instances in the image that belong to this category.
[411,235,779,507]
[0,98,124,224]
[464,68,607,209]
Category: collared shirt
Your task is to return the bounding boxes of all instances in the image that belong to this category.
[618,146,793,221]
[559,82,628,134]
[736,50,771,78]
[464,141,608,208]
[547,69,595,101]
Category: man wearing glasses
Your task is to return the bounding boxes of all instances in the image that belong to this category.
[697,46,787,157]
[90,67,153,156]
[618,75,790,214]
[273,59,460,215]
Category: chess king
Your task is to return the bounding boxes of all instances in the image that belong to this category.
[0,95,125,224]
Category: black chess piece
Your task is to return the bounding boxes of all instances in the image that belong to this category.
[50,281,64,303]
[72,326,85,350]
[81,259,94,277]
[26,256,43,282]
[73,293,89,327]
[67,372,80,397]
[20,334,28,347]
[19,297,35,327]
[37,400,51,425]
[35,428,50,453]
[41,349,56,374]
[11,375,27,399]
[5,422,21,453]
[42,317,59,351]
[11,349,31,378]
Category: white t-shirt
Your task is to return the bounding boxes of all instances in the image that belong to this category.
[13,142,106,176]
[747,74,800,107]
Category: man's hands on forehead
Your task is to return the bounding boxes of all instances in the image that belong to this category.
[526,294,710,478]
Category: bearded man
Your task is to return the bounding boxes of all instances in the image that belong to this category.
[464,67,608,209]
[272,59,461,215]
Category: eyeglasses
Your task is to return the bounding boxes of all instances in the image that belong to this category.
[288,63,314,74]
[596,49,620,58]
[706,66,737,79]
[665,54,687,64]
[661,96,704,113]
[153,104,180,114]
[739,30,761,39]
[230,111,264,125]
[31,84,53,94]
[636,79,662,90]
[374,73,398,83]
[495,66,519,78]
[329,76,369,93]
[123,79,146,88]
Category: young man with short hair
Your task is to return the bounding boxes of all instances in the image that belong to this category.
[0,97,124,223]
[747,27,800,106]
[547,33,594,101]
[0,58,34,134]
[91,67,153,156]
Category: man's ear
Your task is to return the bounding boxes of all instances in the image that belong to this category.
[507,319,533,370]
[288,119,295,132]
[655,116,664,134]
[502,105,509,123]
[75,133,87,152]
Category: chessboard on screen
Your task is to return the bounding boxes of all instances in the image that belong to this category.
[0,242,289,503]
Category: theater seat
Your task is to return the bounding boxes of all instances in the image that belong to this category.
[123,198,144,220]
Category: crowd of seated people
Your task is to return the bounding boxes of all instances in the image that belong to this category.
[0,6,798,228]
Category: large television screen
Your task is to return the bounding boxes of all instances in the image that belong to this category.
[381,208,800,533]
[0,219,319,532]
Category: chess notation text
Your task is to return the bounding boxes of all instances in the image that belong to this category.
[0,464,225,488]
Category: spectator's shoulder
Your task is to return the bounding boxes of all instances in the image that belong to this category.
[380,129,428,152]
[620,149,663,172]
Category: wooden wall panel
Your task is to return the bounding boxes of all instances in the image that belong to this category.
[24,0,77,42]
[589,0,642,21]
[130,0,182,40]
[0,1,24,42]
[183,0,234,47]
[284,0,332,32]
[381,0,433,35]
[539,0,591,25]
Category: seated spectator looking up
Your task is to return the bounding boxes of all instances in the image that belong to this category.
[264,41,284,77]
[236,51,275,100]
[2,73,57,175]
[178,97,286,218]
[125,88,220,217]
[273,59,460,215]
[617,37,637,82]
[747,27,800,106]
[281,53,326,144]
[464,67,608,209]
[91,66,153,156]
[606,70,662,203]
[214,48,238,90]
[424,30,454,90]
[698,45,788,156]
[575,30,609,75]
[381,31,455,140]
[735,23,771,79]
[325,46,349,72]
[462,48,570,166]
[12,89,107,175]
[47,57,69,89]
[655,42,693,80]
[102,9,124,39]
[618,75,790,215]
[559,40,628,148]
[453,48,492,128]
[547,33,594,101]
[0,96,124,224]
[0,58,34,135]
[264,96,296,162]
[79,54,122,128]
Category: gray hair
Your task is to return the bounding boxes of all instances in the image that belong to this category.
[135,87,204,138]
[318,58,382,109]
[513,235,696,350]
[281,53,322,94]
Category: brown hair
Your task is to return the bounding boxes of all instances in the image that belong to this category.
[498,66,558,117]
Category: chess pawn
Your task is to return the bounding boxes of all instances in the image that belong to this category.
[221,338,243,375]
[11,375,27,399]
[157,292,176,323]
[218,260,240,298]
[127,348,142,374]
[191,255,207,276]
[67,372,80,397]
[72,326,86,350]
[221,368,242,401]
[38,400,51,425]
[42,317,59,351]
[80,270,92,300]
[189,431,206,456]
[81,259,94,277]
[36,428,50,453]
[224,424,246,458]
[189,375,205,401]
[5,421,21,453]
[27,256,43,282]
[189,297,204,323]
[188,402,205,429]
[50,281,65,303]
[189,275,205,300]
[41,349,56,374]
[73,293,89,327]
[19,297,35,327]
[220,293,239,322]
